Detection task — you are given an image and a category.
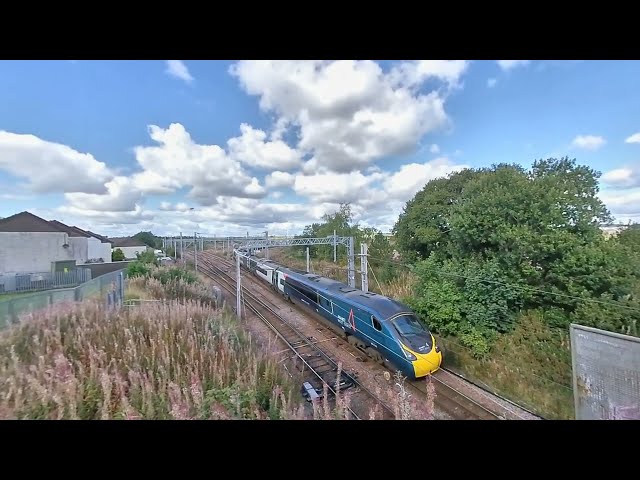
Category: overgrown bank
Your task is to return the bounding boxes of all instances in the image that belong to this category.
[273,159,640,420]
[0,257,432,420]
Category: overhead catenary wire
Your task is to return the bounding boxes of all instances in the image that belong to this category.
[366,255,640,315]
[225,250,580,376]
[198,250,561,417]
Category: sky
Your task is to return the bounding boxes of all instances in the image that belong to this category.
[0,59,639,238]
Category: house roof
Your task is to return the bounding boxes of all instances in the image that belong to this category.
[85,230,113,244]
[0,211,65,233]
[49,220,91,238]
[110,237,148,248]
[0,212,111,243]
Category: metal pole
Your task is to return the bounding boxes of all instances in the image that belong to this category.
[180,232,183,264]
[194,232,198,272]
[347,236,355,287]
[360,243,368,292]
[306,247,310,273]
[236,252,242,319]
[265,231,269,260]
[333,229,337,263]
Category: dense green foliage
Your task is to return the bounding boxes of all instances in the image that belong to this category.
[132,231,162,249]
[127,250,196,285]
[296,203,397,283]
[394,157,640,357]
[111,248,125,261]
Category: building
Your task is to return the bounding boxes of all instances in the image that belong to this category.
[600,224,630,239]
[0,211,114,275]
[0,212,80,274]
[52,223,113,263]
[49,220,113,264]
[110,237,150,260]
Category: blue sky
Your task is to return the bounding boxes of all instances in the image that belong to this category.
[0,60,638,237]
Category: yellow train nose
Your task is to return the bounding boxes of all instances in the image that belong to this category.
[412,349,443,378]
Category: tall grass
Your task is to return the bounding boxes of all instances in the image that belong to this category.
[438,312,574,419]
[0,299,303,419]
[0,274,437,420]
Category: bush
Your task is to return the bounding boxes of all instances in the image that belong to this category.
[0,300,303,420]
[112,248,125,261]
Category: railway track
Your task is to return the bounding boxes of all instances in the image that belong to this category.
[192,251,535,420]
[194,255,396,420]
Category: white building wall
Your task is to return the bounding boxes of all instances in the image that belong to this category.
[67,237,88,264]
[116,246,148,260]
[99,242,113,262]
[0,232,76,274]
[87,237,111,262]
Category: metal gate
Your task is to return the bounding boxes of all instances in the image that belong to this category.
[570,324,640,420]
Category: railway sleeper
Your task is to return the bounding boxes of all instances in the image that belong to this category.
[301,378,355,402]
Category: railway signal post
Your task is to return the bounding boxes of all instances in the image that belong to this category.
[194,231,198,273]
[360,243,368,292]
[236,251,242,319]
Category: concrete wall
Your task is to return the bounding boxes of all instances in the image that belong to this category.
[67,237,88,264]
[0,232,75,274]
[117,246,148,260]
[84,261,134,278]
[87,238,111,262]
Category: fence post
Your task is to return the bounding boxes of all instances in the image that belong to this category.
[118,271,125,307]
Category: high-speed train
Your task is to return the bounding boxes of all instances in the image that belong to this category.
[234,251,443,380]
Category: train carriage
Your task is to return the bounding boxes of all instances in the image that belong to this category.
[234,251,442,380]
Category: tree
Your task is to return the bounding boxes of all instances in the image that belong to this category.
[393,168,483,262]
[133,231,161,249]
[112,248,125,261]
[395,157,640,353]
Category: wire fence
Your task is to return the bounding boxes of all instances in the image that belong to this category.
[0,269,126,330]
[0,268,92,294]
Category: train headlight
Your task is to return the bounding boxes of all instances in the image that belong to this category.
[402,349,417,361]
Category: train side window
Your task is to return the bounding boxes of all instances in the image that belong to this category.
[372,316,382,332]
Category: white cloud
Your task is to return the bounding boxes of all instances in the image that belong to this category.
[383,157,469,200]
[131,123,266,205]
[165,60,194,84]
[389,60,470,89]
[56,204,154,225]
[497,60,531,71]
[158,202,193,213]
[625,132,640,144]
[571,134,606,150]
[600,188,640,217]
[230,60,465,173]
[0,130,113,194]
[64,176,142,212]
[227,123,301,170]
[265,171,296,188]
[601,166,640,188]
[293,171,385,204]
[487,78,498,88]
[430,144,440,154]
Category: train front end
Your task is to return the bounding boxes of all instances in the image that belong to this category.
[389,313,443,379]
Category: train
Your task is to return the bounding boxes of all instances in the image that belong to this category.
[233,250,443,380]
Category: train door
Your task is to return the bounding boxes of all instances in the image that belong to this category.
[317,293,333,319]
[275,271,286,294]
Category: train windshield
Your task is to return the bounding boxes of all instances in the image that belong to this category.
[390,314,433,353]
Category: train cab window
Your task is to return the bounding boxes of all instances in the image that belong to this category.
[371,316,382,332]
[319,295,333,314]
